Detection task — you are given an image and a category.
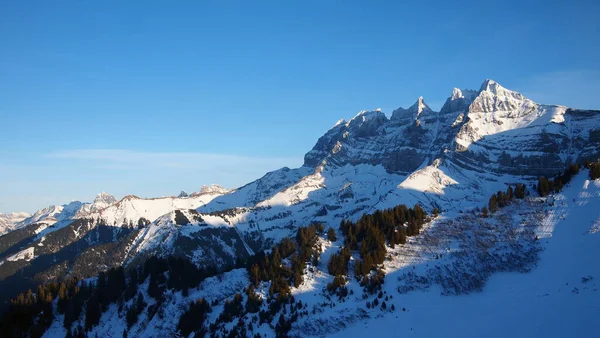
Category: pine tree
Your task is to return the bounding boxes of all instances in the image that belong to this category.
[590,162,600,180]
[538,177,550,196]
[514,184,526,199]
[489,195,498,213]
[327,227,337,242]
[249,264,260,287]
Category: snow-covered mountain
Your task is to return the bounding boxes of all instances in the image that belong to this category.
[125,209,252,268]
[5,79,596,246]
[0,79,599,337]
[73,192,118,218]
[20,201,85,227]
[89,187,230,227]
[2,79,599,269]
[12,193,118,230]
[0,212,30,236]
[305,79,600,177]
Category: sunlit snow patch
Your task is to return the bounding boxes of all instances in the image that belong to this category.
[6,247,35,262]
[398,160,458,194]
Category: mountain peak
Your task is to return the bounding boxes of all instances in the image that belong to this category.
[479,79,504,94]
[412,96,433,116]
[351,109,385,121]
[330,118,347,130]
[391,96,434,120]
[451,88,477,100]
[470,79,535,113]
[198,184,230,195]
[440,88,478,114]
[94,192,117,205]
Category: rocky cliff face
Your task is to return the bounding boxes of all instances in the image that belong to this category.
[304,79,600,177]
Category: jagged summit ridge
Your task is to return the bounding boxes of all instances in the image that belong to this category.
[93,192,117,205]
[440,88,478,114]
[391,96,434,121]
[305,79,600,176]
[470,78,535,114]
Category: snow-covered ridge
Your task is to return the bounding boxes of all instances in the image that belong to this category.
[123,208,251,268]
[1,185,231,237]
[74,192,118,218]
[391,96,434,121]
[20,201,84,227]
[91,192,229,227]
[0,212,30,236]
[195,184,231,196]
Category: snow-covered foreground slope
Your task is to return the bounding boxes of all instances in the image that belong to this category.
[329,172,600,338]
[38,172,599,338]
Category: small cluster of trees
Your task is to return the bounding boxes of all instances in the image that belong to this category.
[340,204,426,252]
[220,293,244,323]
[586,160,600,180]
[324,204,428,296]
[177,298,211,337]
[327,248,351,296]
[339,204,427,278]
[236,224,324,336]
[482,184,527,216]
[537,164,580,197]
[0,283,58,337]
[210,287,307,337]
[125,293,146,329]
[247,224,322,301]
[327,248,351,276]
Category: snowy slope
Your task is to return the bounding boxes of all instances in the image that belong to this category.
[123,208,252,268]
[327,171,600,338]
[39,172,599,338]
[197,158,526,249]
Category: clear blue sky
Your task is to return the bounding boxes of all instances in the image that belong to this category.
[1,0,599,213]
